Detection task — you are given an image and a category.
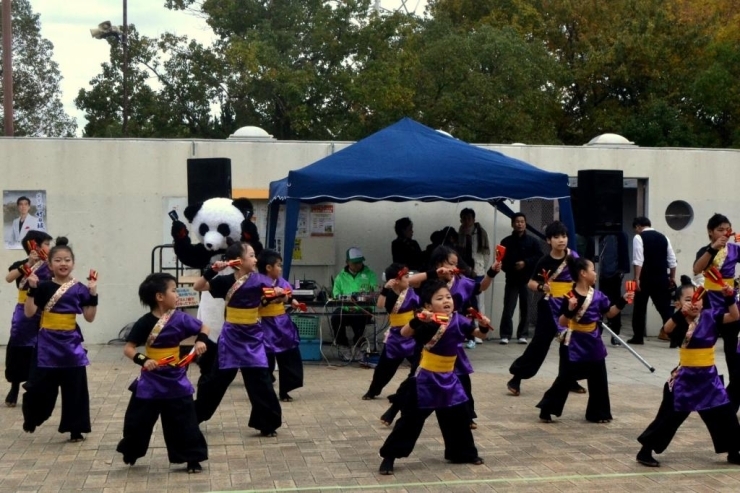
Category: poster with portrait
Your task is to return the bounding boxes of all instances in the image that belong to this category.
[3,190,48,250]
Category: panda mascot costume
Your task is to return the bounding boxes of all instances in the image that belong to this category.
[170,197,263,373]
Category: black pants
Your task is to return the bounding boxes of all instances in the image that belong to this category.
[117,391,208,464]
[720,322,740,410]
[599,274,623,333]
[638,383,740,454]
[195,364,282,433]
[499,282,529,339]
[267,346,304,397]
[22,365,91,434]
[5,345,33,383]
[379,379,478,463]
[509,299,557,380]
[458,372,477,420]
[330,309,371,346]
[632,282,673,342]
[194,338,219,385]
[536,345,612,422]
[366,346,416,398]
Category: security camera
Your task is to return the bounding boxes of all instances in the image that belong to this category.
[90,21,122,40]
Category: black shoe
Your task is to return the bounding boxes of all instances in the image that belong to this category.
[362,392,376,401]
[627,338,644,345]
[260,430,277,437]
[379,457,394,475]
[539,410,553,423]
[728,452,740,465]
[610,336,621,346]
[570,382,587,394]
[636,447,660,467]
[187,461,202,473]
[69,432,85,443]
[506,378,521,396]
[123,456,137,466]
[5,384,19,406]
[280,393,294,402]
[22,422,35,433]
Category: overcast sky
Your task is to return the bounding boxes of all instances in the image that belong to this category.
[30,0,428,136]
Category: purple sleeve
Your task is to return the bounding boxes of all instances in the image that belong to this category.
[180,312,204,337]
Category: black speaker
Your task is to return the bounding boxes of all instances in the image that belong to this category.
[187,158,232,206]
[575,170,623,236]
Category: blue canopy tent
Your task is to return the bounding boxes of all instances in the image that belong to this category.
[268,118,576,278]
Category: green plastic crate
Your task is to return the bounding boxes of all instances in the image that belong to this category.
[291,314,320,340]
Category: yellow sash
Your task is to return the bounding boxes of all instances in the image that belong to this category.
[40,313,76,331]
[550,281,572,297]
[17,290,27,304]
[259,303,286,317]
[389,311,414,327]
[418,350,456,373]
[704,278,735,291]
[568,321,597,333]
[679,347,715,367]
[225,307,259,324]
[146,346,179,361]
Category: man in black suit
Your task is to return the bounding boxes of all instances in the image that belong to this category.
[629,217,676,344]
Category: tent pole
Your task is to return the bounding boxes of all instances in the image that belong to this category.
[489,203,498,337]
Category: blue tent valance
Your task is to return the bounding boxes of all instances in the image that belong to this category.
[268,118,576,277]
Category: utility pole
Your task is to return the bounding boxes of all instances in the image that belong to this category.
[2,0,13,136]
[122,0,128,136]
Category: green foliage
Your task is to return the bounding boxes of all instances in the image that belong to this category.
[0,0,76,136]
[75,0,740,147]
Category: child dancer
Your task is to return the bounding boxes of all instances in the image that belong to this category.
[692,214,740,406]
[536,256,631,423]
[22,237,97,442]
[381,247,498,427]
[193,241,283,436]
[258,249,304,402]
[378,280,491,475]
[637,278,740,466]
[5,230,52,406]
[117,273,209,473]
[362,263,420,401]
[507,221,584,396]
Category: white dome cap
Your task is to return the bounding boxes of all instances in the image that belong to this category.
[585,133,635,146]
[228,126,275,140]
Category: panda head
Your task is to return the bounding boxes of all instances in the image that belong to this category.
[184,198,253,252]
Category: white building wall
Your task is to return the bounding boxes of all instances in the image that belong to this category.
[0,137,736,343]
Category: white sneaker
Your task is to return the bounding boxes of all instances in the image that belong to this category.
[517,337,528,345]
[500,338,509,345]
[474,337,483,344]
[465,340,476,349]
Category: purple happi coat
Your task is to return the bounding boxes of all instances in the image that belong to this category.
[215,272,273,369]
[37,281,94,368]
[261,277,300,354]
[384,288,420,360]
[549,250,579,330]
[673,308,729,412]
[705,243,740,312]
[564,289,611,363]
[415,312,473,409]
[132,311,203,399]
[9,262,51,347]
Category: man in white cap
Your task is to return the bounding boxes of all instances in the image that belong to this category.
[331,247,378,357]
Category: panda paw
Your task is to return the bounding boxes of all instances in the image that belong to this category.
[171,220,189,240]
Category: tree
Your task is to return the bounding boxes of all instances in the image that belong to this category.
[0,0,76,136]
[76,28,232,138]
[410,20,564,143]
